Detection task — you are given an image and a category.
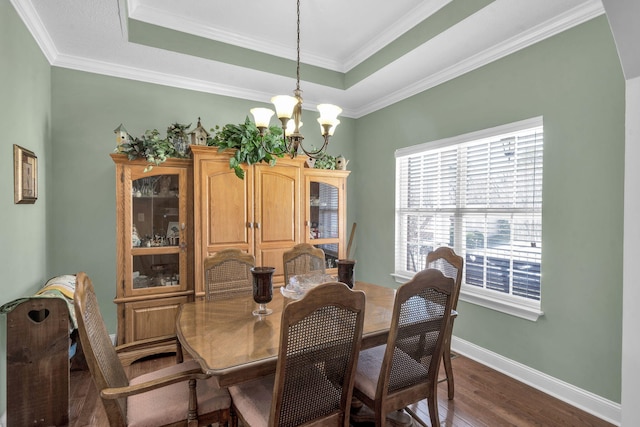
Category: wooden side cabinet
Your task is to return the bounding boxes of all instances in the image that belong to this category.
[111,154,193,360]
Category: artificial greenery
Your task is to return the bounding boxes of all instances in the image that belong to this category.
[209,116,286,179]
[118,123,191,172]
[166,122,191,141]
[313,152,336,169]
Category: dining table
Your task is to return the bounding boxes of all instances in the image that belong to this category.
[176,281,397,388]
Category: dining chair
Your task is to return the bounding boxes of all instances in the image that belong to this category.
[282,243,326,285]
[426,246,464,400]
[74,272,231,427]
[204,248,255,301]
[352,269,455,427]
[229,282,366,427]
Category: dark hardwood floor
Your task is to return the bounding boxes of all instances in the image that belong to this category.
[69,354,615,427]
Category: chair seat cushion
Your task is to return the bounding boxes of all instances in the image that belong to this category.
[229,366,342,427]
[355,344,429,399]
[127,359,230,427]
[229,374,275,427]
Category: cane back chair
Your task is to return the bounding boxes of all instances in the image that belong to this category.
[204,248,255,301]
[352,269,455,427]
[282,243,326,285]
[426,246,463,400]
[229,282,366,427]
[74,272,230,427]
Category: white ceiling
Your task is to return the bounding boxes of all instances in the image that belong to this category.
[12,0,604,118]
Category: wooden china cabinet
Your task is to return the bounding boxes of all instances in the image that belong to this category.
[111,154,193,363]
[191,146,306,295]
[303,168,350,274]
[111,148,350,351]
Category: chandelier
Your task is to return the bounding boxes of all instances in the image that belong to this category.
[250,0,342,159]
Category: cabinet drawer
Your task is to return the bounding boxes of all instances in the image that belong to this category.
[124,296,188,343]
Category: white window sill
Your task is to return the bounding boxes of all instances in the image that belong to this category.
[460,287,543,321]
[392,273,544,322]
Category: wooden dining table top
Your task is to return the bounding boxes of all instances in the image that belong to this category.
[176,281,396,387]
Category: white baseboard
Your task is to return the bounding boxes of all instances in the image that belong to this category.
[1,410,5,427]
[110,334,116,346]
[452,336,621,426]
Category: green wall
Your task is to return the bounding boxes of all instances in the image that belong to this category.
[352,16,624,402]
[0,1,52,416]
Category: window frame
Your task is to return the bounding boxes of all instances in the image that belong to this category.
[394,117,544,321]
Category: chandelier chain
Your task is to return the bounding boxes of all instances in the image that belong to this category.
[296,0,301,91]
[250,0,340,159]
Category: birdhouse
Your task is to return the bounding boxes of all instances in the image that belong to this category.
[189,117,210,146]
[113,124,129,151]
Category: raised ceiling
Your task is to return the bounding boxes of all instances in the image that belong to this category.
[13,0,604,118]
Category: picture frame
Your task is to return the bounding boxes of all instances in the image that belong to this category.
[166,222,180,239]
[13,144,38,204]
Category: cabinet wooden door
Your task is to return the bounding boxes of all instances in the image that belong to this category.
[254,161,301,283]
[196,154,253,253]
[119,295,189,365]
[192,147,305,294]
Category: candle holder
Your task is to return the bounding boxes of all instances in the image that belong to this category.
[251,267,275,316]
[337,259,356,289]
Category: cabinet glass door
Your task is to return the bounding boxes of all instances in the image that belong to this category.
[129,173,185,291]
[309,181,340,269]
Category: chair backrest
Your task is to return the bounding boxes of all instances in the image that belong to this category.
[74,272,129,426]
[380,269,454,397]
[271,282,365,427]
[426,246,463,310]
[282,243,326,285]
[204,248,255,301]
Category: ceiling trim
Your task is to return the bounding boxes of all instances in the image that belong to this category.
[351,0,605,117]
[10,0,606,119]
[342,0,452,72]
[128,0,453,74]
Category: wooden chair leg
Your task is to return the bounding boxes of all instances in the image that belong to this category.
[176,340,184,364]
[443,320,455,400]
[187,378,198,427]
[443,344,455,400]
[230,406,238,427]
[427,392,440,427]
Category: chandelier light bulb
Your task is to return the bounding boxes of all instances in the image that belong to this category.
[317,104,342,125]
[250,108,275,129]
[318,119,340,136]
[271,95,298,119]
[286,119,303,135]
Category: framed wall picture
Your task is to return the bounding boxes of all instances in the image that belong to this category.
[13,144,38,204]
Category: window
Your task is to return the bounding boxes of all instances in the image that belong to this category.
[394,117,544,320]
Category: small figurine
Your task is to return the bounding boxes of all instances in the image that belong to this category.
[336,155,349,170]
[132,225,141,247]
[189,117,210,146]
[114,124,129,152]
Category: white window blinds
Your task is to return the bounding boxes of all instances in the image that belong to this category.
[395,117,543,303]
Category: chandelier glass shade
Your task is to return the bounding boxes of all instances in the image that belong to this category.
[250,0,341,159]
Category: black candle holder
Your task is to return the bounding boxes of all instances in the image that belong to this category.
[251,266,275,316]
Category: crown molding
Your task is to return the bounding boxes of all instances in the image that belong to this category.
[13,0,605,119]
[352,0,605,118]
[341,0,452,72]
[127,0,341,72]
